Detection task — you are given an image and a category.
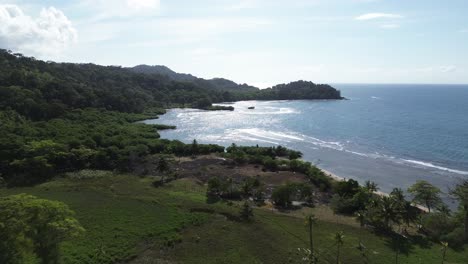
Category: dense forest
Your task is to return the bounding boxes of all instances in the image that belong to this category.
[0,49,341,186]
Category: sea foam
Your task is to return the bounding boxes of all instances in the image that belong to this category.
[403,159,468,176]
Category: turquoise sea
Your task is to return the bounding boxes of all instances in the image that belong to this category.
[145,84,468,203]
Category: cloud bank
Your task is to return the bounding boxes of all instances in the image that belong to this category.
[0,4,77,56]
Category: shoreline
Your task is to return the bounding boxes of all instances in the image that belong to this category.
[321,167,390,197]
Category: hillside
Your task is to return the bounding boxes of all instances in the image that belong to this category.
[130,65,259,93]
[1,159,467,264]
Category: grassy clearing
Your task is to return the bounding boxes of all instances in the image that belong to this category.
[1,171,467,264]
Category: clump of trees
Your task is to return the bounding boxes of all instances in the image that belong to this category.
[206,176,265,202]
[271,182,313,208]
[0,194,84,264]
[225,144,332,191]
[247,80,343,101]
[329,178,468,248]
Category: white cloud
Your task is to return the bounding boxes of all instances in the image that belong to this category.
[0,4,77,56]
[355,13,403,20]
[440,66,456,73]
[126,0,160,10]
[380,24,400,29]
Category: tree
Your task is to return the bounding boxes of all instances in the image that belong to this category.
[154,156,170,186]
[306,214,317,264]
[364,181,379,193]
[356,241,369,264]
[207,177,221,196]
[355,210,367,228]
[408,180,442,212]
[440,241,448,264]
[401,201,419,229]
[157,156,170,174]
[191,139,199,155]
[334,231,345,264]
[239,201,254,221]
[0,194,84,264]
[450,180,468,241]
[378,196,401,230]
[390,188,405,205]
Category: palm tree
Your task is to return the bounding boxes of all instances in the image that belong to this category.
[334,231,345,264]
[364,181,379,193]
[356,241,369,264]
[390,188,406,204]
[379,196,400,230]
[305,214,317,264]
[401,201,419,230]
[438,204,451,217]
[355,210,367,228]
[440,241,448,264]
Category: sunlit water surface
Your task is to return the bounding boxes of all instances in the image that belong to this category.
[145,84,468,203]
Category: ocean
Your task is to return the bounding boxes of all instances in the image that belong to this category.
[144,84,468,203]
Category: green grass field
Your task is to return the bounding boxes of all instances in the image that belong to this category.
[1,170,467,264]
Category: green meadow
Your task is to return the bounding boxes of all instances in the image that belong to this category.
[1,170,466,264]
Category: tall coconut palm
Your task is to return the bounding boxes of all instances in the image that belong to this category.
[378,196,400,230]
[305,214,318,264]
[401,201,419,229]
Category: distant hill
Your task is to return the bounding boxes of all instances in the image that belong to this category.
[130,65,259,93]
[258,80,343,100]
[131,65,196,82]
[0,49,342,121]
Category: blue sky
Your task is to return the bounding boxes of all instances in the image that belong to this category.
[1,0,468,87]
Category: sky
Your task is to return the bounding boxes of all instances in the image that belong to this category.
[1,0,468,87]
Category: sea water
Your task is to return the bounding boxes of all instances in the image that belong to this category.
[144,84,468,203]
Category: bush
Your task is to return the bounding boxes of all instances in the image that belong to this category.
[441,227,465,248]
[272,183,313,208]
[272,184,293,207]
[262,157,278,171]
[422,213,457,241]
[333,179,360,198]
[239,201,254,221]
[330,194,359,215]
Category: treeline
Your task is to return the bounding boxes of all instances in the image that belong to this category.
[0,50,235,120]
[0,50,342,122]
